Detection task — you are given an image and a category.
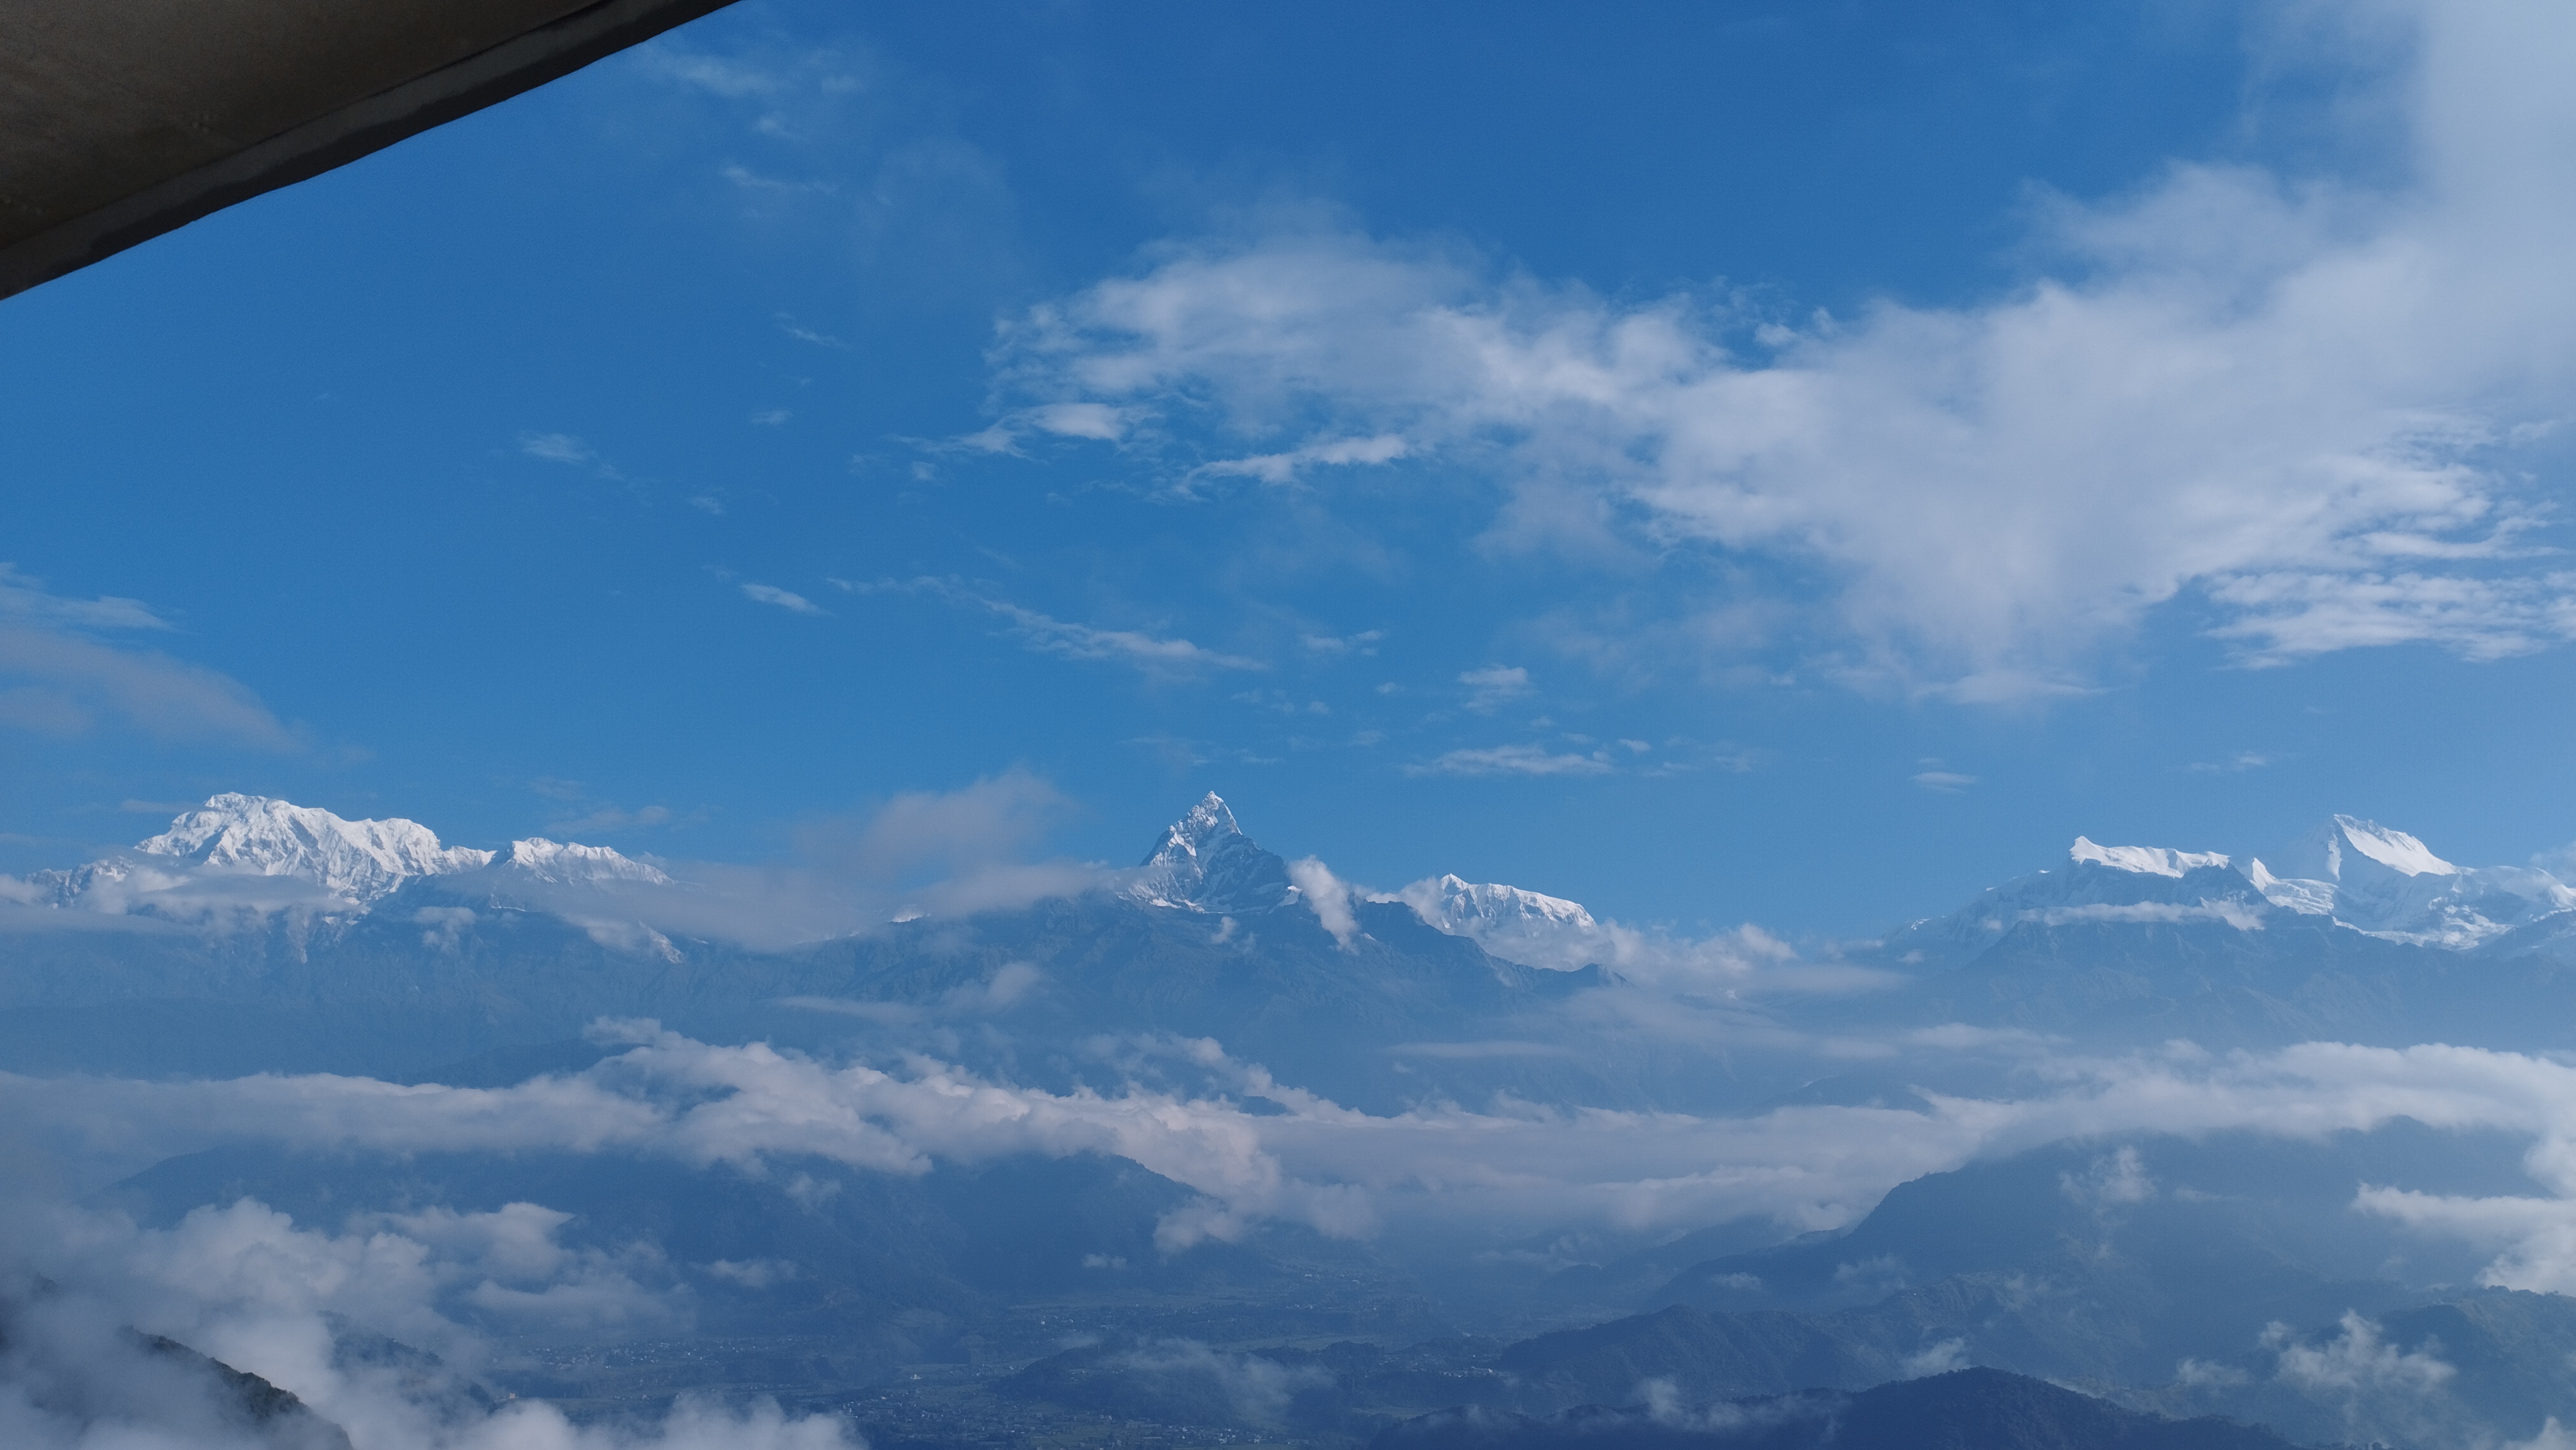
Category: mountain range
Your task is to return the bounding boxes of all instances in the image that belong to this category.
[14,790,2576,1448]
[7,791,2576,1081]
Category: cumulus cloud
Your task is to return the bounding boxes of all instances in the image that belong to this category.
[0,565,298,750]
[1284,856,1360,949]
[2264,1312,2454,1396]
[986,3,2576,697]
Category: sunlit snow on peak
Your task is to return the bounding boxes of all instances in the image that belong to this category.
[2275,815,2460,883]
[506,836,675,888]
[1125,792,1296,914]
[136,793,492,903]
[2068,837,2233,878]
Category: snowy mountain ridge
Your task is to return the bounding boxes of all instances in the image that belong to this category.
[1891,813,2575,959]
[7,793,2570,974]
[18,794,667,921]
[140,792,494,902]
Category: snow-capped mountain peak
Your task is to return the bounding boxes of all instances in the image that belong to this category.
[2274,815,2459,883]
[1395,873,1608,972]
[2068,837,2233,877]
[1126,792,1296,914]
[504,837,673,888]
[2243,816,2570,948]
[1400,874,1599,936]
[136,793,492,903]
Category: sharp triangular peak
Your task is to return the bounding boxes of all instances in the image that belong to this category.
[1137,790,1246,870]
[2270,815,2459,884]
[1128,791,1294,914]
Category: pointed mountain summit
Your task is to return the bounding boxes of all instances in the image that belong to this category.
[137,793,492,903]
[2271,815,2455,884]
[2245,815,2573,947]
[1127,792,1296,915]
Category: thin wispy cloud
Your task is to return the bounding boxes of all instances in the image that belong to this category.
[741,583,827,615]
[1299,630,1383,657]
[639,45,787,99]
[941,402,1135,458]
[0,563,169,632]
[847,577,1261,673]
[1457,665,1531,712]
[518,431,595,465]
[1409,743,1614,778]
[1912,770,1977,793]
[776,314,845,348]
[0,566,297,750]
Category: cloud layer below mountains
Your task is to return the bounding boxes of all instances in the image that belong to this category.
[15,1024,2576,1273]
[15,1016,2576,1447]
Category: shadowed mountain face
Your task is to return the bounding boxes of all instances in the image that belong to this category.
[1371,1368,2307,1450]
[0,1292,354,1450]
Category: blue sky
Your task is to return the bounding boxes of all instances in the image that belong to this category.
[4,0,2575,935]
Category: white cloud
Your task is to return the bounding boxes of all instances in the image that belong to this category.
[2264,1312,2454,1395]
[1198,431,1409,485]
[6,1192,859,1450]
[1409,743,1613,777]
[988,3,2576,696]
[641,46,786,99]
[776,314,844,349]
[0,566,297,750]
[518,431,595,465]
[1912,771,1977,793]
[741,583,827,615]
[1285,856,1360,949]
[1457,664,1532,712]
[32,1026,2576,1255]
[1300,629,1383,656]
[0,563,169,632]
[2026,899,2266,930]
